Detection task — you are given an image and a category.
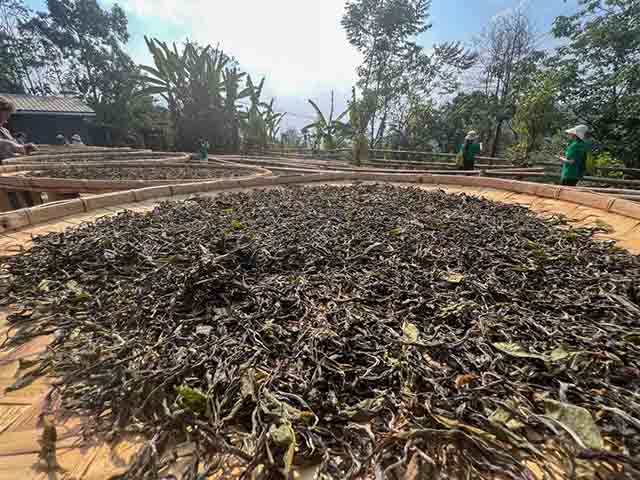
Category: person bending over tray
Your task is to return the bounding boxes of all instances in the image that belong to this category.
[0,96,37,163]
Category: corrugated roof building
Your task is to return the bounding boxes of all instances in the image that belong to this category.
[2,93,95,144]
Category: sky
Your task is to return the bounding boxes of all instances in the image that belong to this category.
[25,0,582,130]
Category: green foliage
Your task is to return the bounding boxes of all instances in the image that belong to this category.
[23,0,131,105]
[303,92,349,151]
[11,0,156,144]
[0,0,61,94]
[393,92,493,154]
[139,39,282,153]
[241,75,285,152]
[348,88,372,165]
[510,74,562,162]
[550,0,640,167]
[342,0,476,147]
[591,151,625,178]
[473,9,541,156]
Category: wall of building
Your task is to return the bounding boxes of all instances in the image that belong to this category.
[7,114,92,145]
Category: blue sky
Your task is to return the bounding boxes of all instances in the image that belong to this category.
[25,0,581,129]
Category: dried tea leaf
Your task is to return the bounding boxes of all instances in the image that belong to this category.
[240,369,257,400]
[493,342,547,361]
[341,397,386,420]
[433,415,496,440]
[622,331,640,345]
[195,325,213,336]
[388,227,403,236]
[455,374,477,389]
[443,272,465,284]
[544,399,603,449]
[404,453,420,480]
[38,279,52,292]
[403,322,419,343]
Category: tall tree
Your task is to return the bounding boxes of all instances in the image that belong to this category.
[342,0,476,148]
[474,9,539,156]
[24,0,132,105]
[550,0,640,167]
[511,72,563,160]
[0,0,61,94]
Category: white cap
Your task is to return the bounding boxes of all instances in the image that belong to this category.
[465,130,479,141]
[565,125,588,140]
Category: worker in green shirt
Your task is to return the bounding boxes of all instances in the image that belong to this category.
[198,138,210,161]
[459,131,482,170]
[558,125,588,186]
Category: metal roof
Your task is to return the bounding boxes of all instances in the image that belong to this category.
[1,93,96,116]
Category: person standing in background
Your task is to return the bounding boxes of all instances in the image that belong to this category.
[199,139,210,161]
[558,125,588,186]
[459,131,482,170]
[0,96,37,162]
[71,134,85,146]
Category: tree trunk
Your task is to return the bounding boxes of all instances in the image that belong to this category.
[491,119,503,157]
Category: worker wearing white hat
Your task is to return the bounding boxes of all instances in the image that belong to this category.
[558,125,589,186]
[459,131,482,170]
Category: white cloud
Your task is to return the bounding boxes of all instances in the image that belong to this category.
[117,0,361,125]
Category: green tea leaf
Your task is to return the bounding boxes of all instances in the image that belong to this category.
[403,322,419,343]
[593,219,613,233]
[176,385,208,414]
[230,219,244,230]
[269,422,296,476]
[493,342,546,361]
[489,401,525,430]
[548,346,572,362]
[443,273,465,284]
[388,227,403,236]
[65,280,91,303]
[544,399,603,450]
[38,279,52,292]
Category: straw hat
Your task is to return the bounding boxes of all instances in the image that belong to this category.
[465,130,479,141]
[565,125,588,140]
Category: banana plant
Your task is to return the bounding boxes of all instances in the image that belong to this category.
[240,75,286,150]
[263,99,286,142]
[136,36,190,129]
[303,91,349,151]
[223,67,251,151]
[137,36,253,152]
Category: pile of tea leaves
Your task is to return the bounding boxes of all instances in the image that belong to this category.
[25,165,251,180]
[2,185,640,479]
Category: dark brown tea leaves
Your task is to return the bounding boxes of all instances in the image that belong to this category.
[2,184,640,479]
